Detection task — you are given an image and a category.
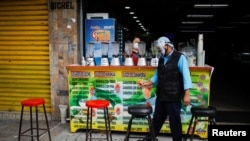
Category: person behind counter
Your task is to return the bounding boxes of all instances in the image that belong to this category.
[123,36,141,66]
[141,36,192,141]
[131,36,141,65]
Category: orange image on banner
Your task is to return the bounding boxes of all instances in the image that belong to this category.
[137,79,151,99]
[143,87,151,99]
[91,29,110,42]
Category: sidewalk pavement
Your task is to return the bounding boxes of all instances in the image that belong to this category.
[0,119,206,141]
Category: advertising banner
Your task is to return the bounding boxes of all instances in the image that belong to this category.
[85,19,115,65]
[67,66,212,138]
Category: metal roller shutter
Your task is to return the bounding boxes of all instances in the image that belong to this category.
[0,0,50,112]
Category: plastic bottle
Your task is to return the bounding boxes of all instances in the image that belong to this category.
[81,56,86,66]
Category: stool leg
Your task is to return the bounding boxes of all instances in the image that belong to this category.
[36,106,40,141]
[86,108,92,141]
[103,108,109,141]
[190,116,198,141]
[86,107,90,141]
[183,115,194,141]
[18,106,24,141]
[107,108,112,141]
[210,117,216,125]
[86,107,93,141]
[104,107,112,141]
[124,116,133,141]
[43,104,51,141]
[103,107,112,141]
[147,115,156,141]
[30,106,34,141]
[90,108,93,140]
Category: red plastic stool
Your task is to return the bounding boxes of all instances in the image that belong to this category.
[85,99,112,141]
[18,98,51,141]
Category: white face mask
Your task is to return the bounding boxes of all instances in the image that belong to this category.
[159,46,165,55]
[133,43,138,49]
[157,40,165,55]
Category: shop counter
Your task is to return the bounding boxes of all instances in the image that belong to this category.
[66,65,214,138]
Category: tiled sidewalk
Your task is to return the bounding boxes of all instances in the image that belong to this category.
[0,119,205,141]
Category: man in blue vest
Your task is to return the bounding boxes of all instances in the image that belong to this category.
[141,36,192,141]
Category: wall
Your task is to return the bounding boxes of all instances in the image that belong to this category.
[49,0,80,119]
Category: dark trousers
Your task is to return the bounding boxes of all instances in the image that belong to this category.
[152,98,182,141]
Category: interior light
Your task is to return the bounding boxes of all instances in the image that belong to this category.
[230,21,250,24]
[124,6,130,9]
[179,26,198,28]
[187,14,214,18]
[180,30,215,33]
[182,21,204,24]
[194,4,229,8]
[216,26,236,29]
[200,30,215,32]
[180,30,198,33]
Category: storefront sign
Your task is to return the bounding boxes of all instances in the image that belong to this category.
[50,1,74,10]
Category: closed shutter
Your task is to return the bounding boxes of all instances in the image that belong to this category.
[0,0,50,112]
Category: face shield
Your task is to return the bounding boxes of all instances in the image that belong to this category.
[157,39,166,55]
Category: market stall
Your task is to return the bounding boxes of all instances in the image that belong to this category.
[66,65,213,138]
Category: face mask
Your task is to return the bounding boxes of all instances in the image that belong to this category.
[159,46,165,55]
[133,43,138,49]
[157,40,165,55]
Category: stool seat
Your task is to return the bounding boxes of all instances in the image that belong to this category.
[86,99,110,108]
[124,104,156,141]
[191,106,216,117]
[128,104,152,117]
[21,98,45,106]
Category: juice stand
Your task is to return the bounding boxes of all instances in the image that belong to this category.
[66,65,213,138]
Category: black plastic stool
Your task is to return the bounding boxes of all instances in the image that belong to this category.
[124,104,156,141]
[183,106,216,141]
[18,98,51,141]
